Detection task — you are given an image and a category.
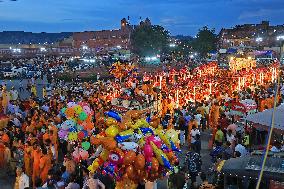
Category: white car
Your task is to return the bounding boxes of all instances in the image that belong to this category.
[3,70,17,78]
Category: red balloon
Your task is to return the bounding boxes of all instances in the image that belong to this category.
[78,131,85,140]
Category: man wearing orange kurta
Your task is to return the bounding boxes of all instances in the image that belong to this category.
[32,144,42,187]
[39,148,52,183]
[24,143,33,177]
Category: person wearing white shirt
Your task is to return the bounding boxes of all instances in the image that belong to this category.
[194,114,202,126]
[15,167,29,189]
[235,141,248,157]
[190,126,200,144]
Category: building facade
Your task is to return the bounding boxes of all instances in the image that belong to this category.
[218,21,284,49]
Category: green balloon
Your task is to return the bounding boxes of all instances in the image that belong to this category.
[82,141,90,151]
[79,112,88,121]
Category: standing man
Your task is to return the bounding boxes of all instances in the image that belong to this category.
[14,167,30,189]
[186,148,202,188]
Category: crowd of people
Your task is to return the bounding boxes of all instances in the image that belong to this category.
[0,61,283,189]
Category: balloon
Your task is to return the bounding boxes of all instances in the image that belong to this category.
[108,148,124,165]
[96,137,117,151]
[126,165,135,178]
[68,127,77,133]
[78,131,85,140]
[132,119,149,129]
[100,149,109,161]
[115,129,134,142]
[82,141,91,151]
[146,135,162,148]
[135,154,145,170]
[74,105,83,114]
[106,117,118,127]
[123,151,136,165]
[157,131,171,148]
[166,129,179,144]
[68,132,78,141]
[151,157,159,172]
[72,149,80,160]
[143,144,153,162]
[139,127,154,135]
[79,112,88,121]
[65,107,75,118]
[80,149,89,160]
[61,107,67,115]
[170,140,181,152]
[105,111,121,122]
[67,102,76,107]
[118,142,138,152]
[150,142,172,170]
[105,126,119,137]
[58,129,68,139]
[129,132,143,142]
[83,105,91,114]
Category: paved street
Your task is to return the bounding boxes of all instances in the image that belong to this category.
[1,77,49,100]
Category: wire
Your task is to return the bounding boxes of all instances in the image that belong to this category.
[256,67,281,189]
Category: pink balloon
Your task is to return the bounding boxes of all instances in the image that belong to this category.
[83,106,91,114]
[80,149,89,160]
[72,148,80,162]
[143,144,153,162]
[146,135,162,148]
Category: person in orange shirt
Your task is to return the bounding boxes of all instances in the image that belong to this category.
[39,147,52,183]
[24,141,33,177]
[49,129,58,161]
[32,143,42,187]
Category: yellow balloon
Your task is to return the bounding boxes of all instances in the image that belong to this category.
[74,105,83,114]
[119,129,134,136]
[68,132,78,141]
[100,149,109,161]
[166,129,179,143]
[106,117,118,127]
[150,142,169,166]
[132,119,149,129]
[105,126,119,137]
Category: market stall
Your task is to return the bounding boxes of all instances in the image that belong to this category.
[246,104,284,134]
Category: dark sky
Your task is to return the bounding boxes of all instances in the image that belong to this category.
[0,0,283,35]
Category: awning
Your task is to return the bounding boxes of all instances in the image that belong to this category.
[246,104,284,131]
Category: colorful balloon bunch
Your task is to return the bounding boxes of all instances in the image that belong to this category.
[109,61,138,79]
[88,110,181,184]
[58,102,94,162]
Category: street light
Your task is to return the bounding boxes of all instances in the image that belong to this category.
[256,37,263,42]
[276,35,284,41]
[169,43,176,47]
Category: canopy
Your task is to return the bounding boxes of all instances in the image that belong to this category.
[221,155,284,181]
[246,104,284,131]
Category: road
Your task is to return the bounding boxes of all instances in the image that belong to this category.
[1,76,49,100]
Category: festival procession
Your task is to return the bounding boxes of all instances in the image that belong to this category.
[1,1,284,189]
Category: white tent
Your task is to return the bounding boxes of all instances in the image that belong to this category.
[246,104,284,131]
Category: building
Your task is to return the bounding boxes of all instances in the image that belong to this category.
[218,21,284,50]
[0,18,152,58]
[72,18,134,55]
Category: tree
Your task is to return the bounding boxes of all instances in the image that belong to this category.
[131,25,170,57]
[192,26,217,57]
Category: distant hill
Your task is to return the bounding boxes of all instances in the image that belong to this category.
[0,31,73,44]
